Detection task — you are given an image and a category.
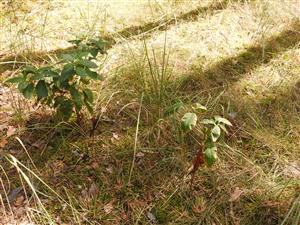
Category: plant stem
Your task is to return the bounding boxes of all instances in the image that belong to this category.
[128,93,144,185]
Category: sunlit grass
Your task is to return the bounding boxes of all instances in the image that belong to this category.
[0,0,215,56]
[0,0,300,224]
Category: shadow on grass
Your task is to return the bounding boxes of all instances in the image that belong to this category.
[182,20,300,91]
[0,0,241,74]
[117,0,233,38]
[248,81,300,128]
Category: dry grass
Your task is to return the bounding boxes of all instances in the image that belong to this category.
[0,0,214,55]
[0,0,300,224]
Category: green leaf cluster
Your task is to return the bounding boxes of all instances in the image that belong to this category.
[165,101,232,167]
[201,116,232,166]
[5,37,107,120]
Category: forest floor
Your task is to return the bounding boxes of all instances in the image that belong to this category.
[0,0,300,224]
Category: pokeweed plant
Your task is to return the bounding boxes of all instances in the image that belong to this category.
[5,37,107,121]
[165,101,232,166]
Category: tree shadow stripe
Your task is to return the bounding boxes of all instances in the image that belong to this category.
[0,0,237,73]
[117,0,232,38]
[200,21,300,88]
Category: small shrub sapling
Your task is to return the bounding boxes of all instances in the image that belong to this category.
[6,38,107,121]
[165,101,232,167]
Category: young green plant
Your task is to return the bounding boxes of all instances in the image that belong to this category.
[166,101,232,166]
[5,38,107,121]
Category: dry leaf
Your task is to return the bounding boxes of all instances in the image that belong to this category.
[0,138,8,148]
[101,107,107,113]
[136,152,145,158]
[192,205,206,214]
[282,162,300,179]
[88,183,99,198]
[14,206,26,218]
[146,212,157,223]
[104,202,114,214]
[80,183,99,206]
[120,211,129,221]
[14,195,25,207]
[128,199,146,210]
[91,161,99,169]
[6,126,16,137]
[8,187,23,203]
[106,166,113,174]
[112,133,120,140]
[81,188,89,202]
[51,160,65,176]
[229,187,243,202]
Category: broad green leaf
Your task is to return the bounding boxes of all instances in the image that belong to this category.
[86,69,101,80]
[211,125,221,142]
[18,80,29,92]
[61,63,75,81]
[164,100,184,116]
[70,86,83,111]
[201,119,215,125]
[53,77,61,89]
[54,96,66,108]
[37,66,52,73]
[31,73,44,80]
[35,80,48,98]
[204,145,217,166]
[44,70,59,77]
[5,76,24,83]
[22,66,37,75]
[38,66,59,77]
[214,116,232,126]
[75,66,87,77]
[77,59,97,68]
[194,103,207,111]
[84,100,93,114]
[219,123,228,134]
[83,88,93,103]
[90,48,99,58]
[22,83,34,99]
[89,38,106,53]
[61,54,75,62]
[59,79,70,89]
[181,113,198,131]
[75,51,89,59]
[38,67,59,77]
